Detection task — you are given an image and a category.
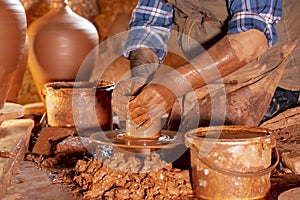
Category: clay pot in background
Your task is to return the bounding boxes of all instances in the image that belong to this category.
[21,0,101,26]
[93,13,131,84]
[0,0,27,109]
[28,0,99,100]
[6,36,29,103]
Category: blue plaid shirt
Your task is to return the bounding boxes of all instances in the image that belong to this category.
[123,0,282,62]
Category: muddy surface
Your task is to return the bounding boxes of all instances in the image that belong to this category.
[3,161,81,200]
[3,160,300,200]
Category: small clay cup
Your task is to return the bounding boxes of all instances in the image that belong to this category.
[125,118,162,139]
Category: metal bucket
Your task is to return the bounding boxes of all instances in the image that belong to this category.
[43,81,115,131]
[185,126,279,200]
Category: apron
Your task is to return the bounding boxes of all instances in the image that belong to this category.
[165,0,297,131]
[277,0,300,91]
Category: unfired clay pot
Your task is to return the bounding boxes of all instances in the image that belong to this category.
[6,36,29,103]
[0,0,27,108]
[27,0,99,100]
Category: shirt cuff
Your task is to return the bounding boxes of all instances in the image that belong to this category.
[228,12,279,47]
[122,27,170,63]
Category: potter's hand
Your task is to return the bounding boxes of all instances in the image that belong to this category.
[128,82,177,128]
[112,48,160,119]
[112,76,146,119]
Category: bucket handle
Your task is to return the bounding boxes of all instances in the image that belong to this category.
[190,143,279,177]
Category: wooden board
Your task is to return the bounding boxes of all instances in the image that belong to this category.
[0,103,24,122]
[0,119,34,199]
[261,106,300,174]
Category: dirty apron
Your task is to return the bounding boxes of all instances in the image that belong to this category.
[165,0,298,131]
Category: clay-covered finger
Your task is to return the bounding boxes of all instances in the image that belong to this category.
[137,105,166,129]
[129,104,165,129]
[149,104,166,119]
[112,95,131,119]
[129,112,151,128]
[129,91,153,109]
[128,105,148,119]
[135,119,152,131]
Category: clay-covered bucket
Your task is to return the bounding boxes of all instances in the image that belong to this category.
[185,126,279,200]
[43,81,115,131]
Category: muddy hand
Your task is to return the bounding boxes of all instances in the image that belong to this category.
[112,76,146,119]
[128,83,177,129]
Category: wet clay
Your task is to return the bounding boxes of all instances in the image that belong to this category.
[228,29,268,63]
[3,109,300,200]
[32,127,76,156]
[27,133,193,199]
[3,161,81,200]
[59,153,193,199]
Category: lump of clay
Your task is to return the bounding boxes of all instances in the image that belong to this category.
[59,152,194,199]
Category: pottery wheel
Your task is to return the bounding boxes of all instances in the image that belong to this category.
[0,103,24,125]
[90,130,183,150]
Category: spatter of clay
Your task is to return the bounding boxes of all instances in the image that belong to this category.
[58,152,193,199]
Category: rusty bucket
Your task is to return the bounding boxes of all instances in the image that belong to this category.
[43,81,115,131]
[185,126,279,200]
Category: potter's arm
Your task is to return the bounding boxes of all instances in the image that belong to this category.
[129,48,159,79]
[111,0,174,119]
[128,29,268,127]
[122,0,175,77]
[116,0,282,124]
[154,29,268,97]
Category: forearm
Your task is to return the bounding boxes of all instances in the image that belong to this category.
[129,48,160,79]
[154,29,268,96]
[122,0,174,64]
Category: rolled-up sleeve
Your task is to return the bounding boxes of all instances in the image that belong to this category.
[122,0,175,62]
[227,0,282,47]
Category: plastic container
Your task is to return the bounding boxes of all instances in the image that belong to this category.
[185,126,279,200]
[43,81,114,131]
